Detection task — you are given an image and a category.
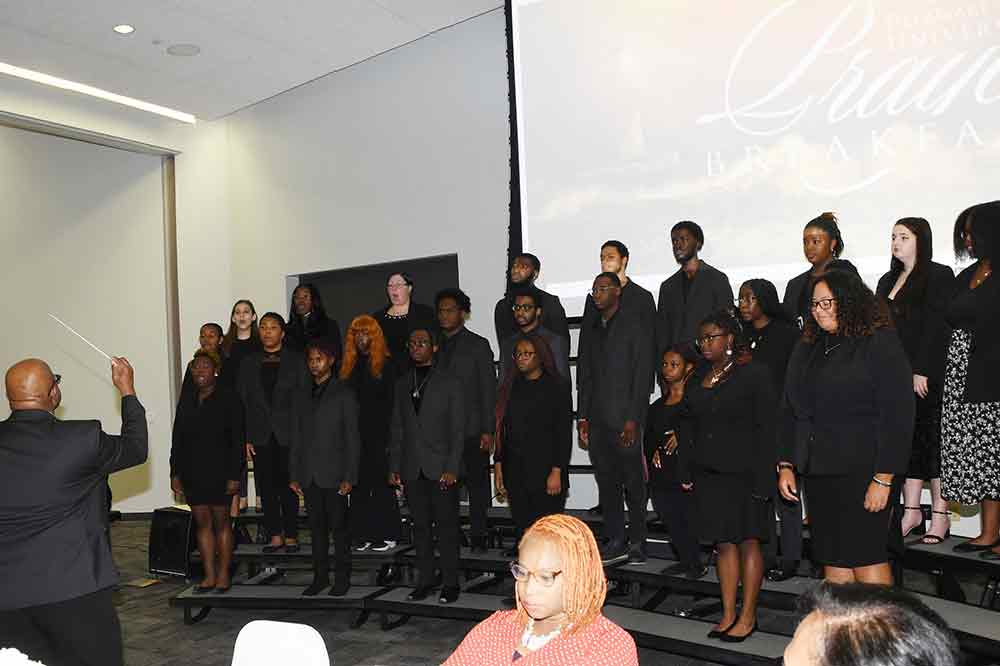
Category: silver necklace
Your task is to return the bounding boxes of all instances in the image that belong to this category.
[411,368,431,399]
[823,337,842,356]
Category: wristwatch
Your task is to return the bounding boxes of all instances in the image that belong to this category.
[776,462,794,474]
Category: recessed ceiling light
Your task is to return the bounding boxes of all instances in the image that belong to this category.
[166,44,200,57]
[0,60,196,124]
[113,24,135,35]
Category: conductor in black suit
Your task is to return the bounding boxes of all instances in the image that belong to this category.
[577,273,655,564]
[435,288,497,552]
[389,328,465,604]
[0,357,147,666]
[289,340,361,597]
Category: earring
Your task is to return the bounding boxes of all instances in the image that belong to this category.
[726,348,733,356]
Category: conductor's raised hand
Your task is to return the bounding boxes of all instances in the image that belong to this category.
[111,357,135,396]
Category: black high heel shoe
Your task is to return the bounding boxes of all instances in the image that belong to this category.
[707,618,739,639]
[902,506,926,538]
[920,510,950,545]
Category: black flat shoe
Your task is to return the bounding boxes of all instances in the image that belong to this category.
[329,579,351,596]
[719,622,757,643]
[214,585,231,594]
[302,580,329,596]
[407,585,434,601]
[439,586,460,604]
[953,538,1000,553]
[707,618,739,639]
[192,585,214,595]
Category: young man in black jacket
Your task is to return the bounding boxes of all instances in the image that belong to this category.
[494,253,569,352]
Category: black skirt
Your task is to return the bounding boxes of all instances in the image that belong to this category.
[181,480,230,507]
[694,469,771,544]
[807,472,895,568]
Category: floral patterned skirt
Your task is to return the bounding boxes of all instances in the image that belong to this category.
[940,329,1000,504]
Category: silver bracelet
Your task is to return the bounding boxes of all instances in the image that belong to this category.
[871,476,891,488]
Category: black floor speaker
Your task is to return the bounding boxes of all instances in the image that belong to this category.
[149,507,195,577]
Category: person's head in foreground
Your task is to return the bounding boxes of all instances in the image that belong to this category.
[444,514,638,665]
[784,582,959,666]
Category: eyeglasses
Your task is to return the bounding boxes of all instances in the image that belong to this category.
[510,561,562,587]
[735,296,756,305]
[514,350,536,359]
[511,304,536,312]
[810,298,836,311]
[408,339,432,348]
[53,374,62,385]
[591,286,617,296]
[696,333,727,345]
[387,281,409,289]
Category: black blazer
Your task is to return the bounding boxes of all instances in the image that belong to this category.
[656,261,734,353]
[0,396,148,610]
[747,319,800,393]
[389,367,465,481]
[435,327,497,439]
[945,264,1000,403]
[778,329,914,476]
[498,325,570,383]
[582,279,657,389]
[495,287,569,353]
[577,308,655,429]
[290,379,361,488]
[169,385,244,485]
[238,347,310,448]
[876,261,955,383]
[679,362,777,495]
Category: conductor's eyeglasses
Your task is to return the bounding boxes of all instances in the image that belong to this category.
[52,374,62,386]
[509,562,562,587]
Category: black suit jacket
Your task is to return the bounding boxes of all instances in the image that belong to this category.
[876,262,955,383]
[778,329,914,476]
[581,278,657,389]
[389,367,465,481]
[238,348,310,448]
[495,288,569,352]
[0,396,148,610]
[435,327,497,439]
[577,308,654,429]
[656,261,734,353]
[290,379,361,488]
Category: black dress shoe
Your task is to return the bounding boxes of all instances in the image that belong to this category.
[261,544,284,553]
[599,540,628,564]
[707,618,738,639]
[376,564,400,586]
[329,579,351,596]
[719,622,757,643]
[953,538,1000,553]
[626,545,647,564]
[302,580,329,596]
[439,586,460,604]
[284,543,301,554]
[407,585,434,601]
[684,564,709,580]
[766,564,798,582]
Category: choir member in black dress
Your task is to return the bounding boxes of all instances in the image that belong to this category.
[493,335,573,550]
[777,271,914,585]
[494,253,570,353]
[680,311,776,641]
[289,340,361,596]
[340,314,401,551]
[875,218,955,544]
[238,313,310,552]
[180,323,225,395]
[374,272,437,377]
[170,350,243,592]
[221,299,262,515]
[436,288,497,552]
[285,283,342,357]
[940,202,1000,557]
[656,221,734,354]
[737,279,803,581]
[645,345,706,579]
[498,287,570,383]
[783,213,858,329]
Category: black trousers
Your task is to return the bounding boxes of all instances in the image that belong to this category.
[351,482,401,542]
[588,422,647,545]
[0,588,122,666]
[649,482,701,569]
[461,436,492,539]
[764,488,804,569]
[406,475,460,587]
[254,443,299,540]
[505,466,565,540]
[303,483,351,583]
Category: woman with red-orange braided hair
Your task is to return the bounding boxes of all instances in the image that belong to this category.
[443,514,638,666]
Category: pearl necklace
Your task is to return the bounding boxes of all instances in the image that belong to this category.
[519,619,562,652]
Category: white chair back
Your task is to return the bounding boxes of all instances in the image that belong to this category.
[231,620,330,666]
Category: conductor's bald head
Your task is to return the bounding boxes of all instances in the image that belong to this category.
[5,359,61,412]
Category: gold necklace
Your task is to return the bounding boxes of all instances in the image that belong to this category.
[972,268,992,288]
[708,360,734,387]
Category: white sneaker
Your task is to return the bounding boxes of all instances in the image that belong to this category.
[371,540,397,552]
[354,541,372,552]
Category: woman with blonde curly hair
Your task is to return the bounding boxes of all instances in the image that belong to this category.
[443,514,638,666]
[340,314,401,551]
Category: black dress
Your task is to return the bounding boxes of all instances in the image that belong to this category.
[373,303,437,377]
[285,312,342,357]
[682,361,776,544]
[496,372,573,536]
[222,336,261,389]
[169,386,244,506]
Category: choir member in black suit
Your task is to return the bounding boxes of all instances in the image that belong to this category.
[374,272,438,377]
[498,286,569,383]
[577,272,654,564]
[875,218,955,544]
[340,314,401,551]
[778,271,914,585]
[645,345,706,579]
[681,311,776,641]
[222,299,262,515]
[170,350,243,593]
[435,288,497,552]
[238,312,311,552]
[940,202,1000,557]
[494,253,569,353]
[389,328,465,604]
[656,221,734,354]
[782,213,858,329]
[286,283,342,357]
[289,340,361,596]
[494,335,573,549]
[180,322,225,395]
[738,279,803,582]
[0,358,145,666]
[582,241,656,351]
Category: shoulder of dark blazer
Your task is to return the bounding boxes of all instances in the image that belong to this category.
[698,260,730,281]
[658,268,683,292]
